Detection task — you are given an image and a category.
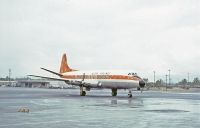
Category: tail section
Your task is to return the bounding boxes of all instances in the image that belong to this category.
[60,53,76,73]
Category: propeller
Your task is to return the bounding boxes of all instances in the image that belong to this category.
[79,73,86,96]
[81,73,85,83]
[79,73,86,86]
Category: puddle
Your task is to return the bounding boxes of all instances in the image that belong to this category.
[144,109,190,113]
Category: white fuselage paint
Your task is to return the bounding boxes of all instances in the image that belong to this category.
[62,70,141,89]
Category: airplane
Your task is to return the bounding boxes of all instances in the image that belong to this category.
[29,53,145,98]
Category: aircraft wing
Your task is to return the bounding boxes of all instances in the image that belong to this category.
[28,75,69,82]
[28,75,91,87]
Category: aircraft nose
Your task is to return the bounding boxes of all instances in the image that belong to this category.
[139,80,145,88]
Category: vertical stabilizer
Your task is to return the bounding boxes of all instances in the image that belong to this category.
[60,54,76,73]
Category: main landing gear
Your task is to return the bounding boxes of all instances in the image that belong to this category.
[80,86,86,96]
[111,88,117,96]
[111,88,133,98]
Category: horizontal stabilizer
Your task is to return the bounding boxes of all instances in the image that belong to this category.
[41,68,63,77]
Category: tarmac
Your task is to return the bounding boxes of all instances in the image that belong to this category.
[0,87,199,128]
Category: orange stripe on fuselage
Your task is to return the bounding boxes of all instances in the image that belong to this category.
[61,75,140,81]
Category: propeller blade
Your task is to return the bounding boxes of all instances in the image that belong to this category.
[82,73,85,82]
[80,73,86,86]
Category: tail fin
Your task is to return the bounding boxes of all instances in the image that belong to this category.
[60,53,76,73]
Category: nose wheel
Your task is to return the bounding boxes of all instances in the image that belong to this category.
[128,90,132,98]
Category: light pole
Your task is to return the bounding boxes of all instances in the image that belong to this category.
[168,69,171,86]
[188,73,190,86]
[165,74,168,91]
[153,71,155,87]
[9,69,11,86]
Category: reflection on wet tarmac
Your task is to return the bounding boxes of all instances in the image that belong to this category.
[111,99,117,105]
[0,88,200,128]
[144,109,190,113]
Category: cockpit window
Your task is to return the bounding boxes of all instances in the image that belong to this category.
[128,72,137,76]
[128,72,141,79]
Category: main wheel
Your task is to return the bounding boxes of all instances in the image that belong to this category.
[111,88,117,96]
[128,93,132,98]
[137,87,140,90]
[80,90,86,96]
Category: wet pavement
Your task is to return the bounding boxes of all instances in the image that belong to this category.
[0,88,199,128]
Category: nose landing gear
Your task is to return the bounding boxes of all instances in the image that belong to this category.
[128,90,132,98]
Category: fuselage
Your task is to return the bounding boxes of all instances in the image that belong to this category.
[61,70,142,89]
[29,53,145,97]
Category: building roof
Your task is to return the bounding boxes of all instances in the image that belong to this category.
[17,80,50,84]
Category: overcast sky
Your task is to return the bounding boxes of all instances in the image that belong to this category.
[0,0,200,82]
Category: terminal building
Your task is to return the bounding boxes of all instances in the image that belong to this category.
[16,80,50,88]
[0,79,73,89]
[0,81,16,87]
